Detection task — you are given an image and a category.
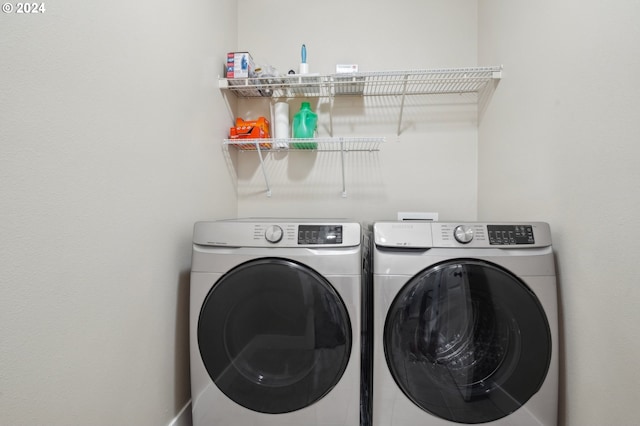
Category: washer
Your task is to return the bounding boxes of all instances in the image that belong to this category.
[372,221,558,425]
[190,219,363,426]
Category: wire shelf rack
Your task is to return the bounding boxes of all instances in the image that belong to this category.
[219,66,502,196]
[223,137,384,152]
[223,137,384,197]
[219,66,502,98]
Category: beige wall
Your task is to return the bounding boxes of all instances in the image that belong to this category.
[478,1,640,425]
[4,1,638,425]
[0,0,237,425]
[234,0,480,221]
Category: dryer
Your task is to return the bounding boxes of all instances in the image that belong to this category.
[190,219,363,426]
[372,221,558,425]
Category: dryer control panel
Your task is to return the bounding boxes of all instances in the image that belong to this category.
[297,225,343,245]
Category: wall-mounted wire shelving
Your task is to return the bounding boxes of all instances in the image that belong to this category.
[224,137,384,197]
[219,66,503,98]
[219,66,502,197]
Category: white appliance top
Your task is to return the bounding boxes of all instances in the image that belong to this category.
[374,221,552,249]
[194,219,361,248]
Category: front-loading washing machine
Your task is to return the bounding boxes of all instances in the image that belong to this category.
[372,221,558,425]
[190,219,363,426]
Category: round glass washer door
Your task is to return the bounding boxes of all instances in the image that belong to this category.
[384,259,551,424]
[198,257,352,414]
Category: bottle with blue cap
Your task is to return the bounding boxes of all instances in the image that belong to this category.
[299,44,309,74]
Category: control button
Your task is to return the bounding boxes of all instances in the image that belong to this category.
[454,225,474,244]
[265,225,283,243]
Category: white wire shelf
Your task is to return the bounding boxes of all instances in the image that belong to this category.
[219,66,502,98]
[219,66,502,196]
[223,137,384,152]
[223,137,384,197]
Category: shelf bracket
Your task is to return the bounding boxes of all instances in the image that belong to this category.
[329,93,335,137]
[397,74,409,136]
[255,142,272,197]
[340,138,347,197]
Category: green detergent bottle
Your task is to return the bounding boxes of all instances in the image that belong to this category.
[291,102,318,149]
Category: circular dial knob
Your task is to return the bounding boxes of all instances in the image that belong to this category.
[264,225,284,243]
[454,225,474,244]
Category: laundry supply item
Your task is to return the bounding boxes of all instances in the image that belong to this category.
[299,44,309,74]
[273,102,290,148]
[226,52,254,78]
[229,117,271,150]
[291,102,317,149]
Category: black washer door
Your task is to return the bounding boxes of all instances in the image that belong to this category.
[384,259,551,424]
[198,257,352,414]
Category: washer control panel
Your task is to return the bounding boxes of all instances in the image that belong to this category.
[454,225,474,244]
[373,222,550,249]
[487,224,535,245]
[264,225,284,243]
[432,223,488,247]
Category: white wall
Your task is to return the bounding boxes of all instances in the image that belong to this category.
[478,1,640,425]
[234,0,481,222]
[0,0,237,424]
[7,1,637,424]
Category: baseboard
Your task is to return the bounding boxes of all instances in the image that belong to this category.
[167,400,192,426]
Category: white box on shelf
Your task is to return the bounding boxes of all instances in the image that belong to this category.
[336,64,359,73]
[226,52,254,78]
